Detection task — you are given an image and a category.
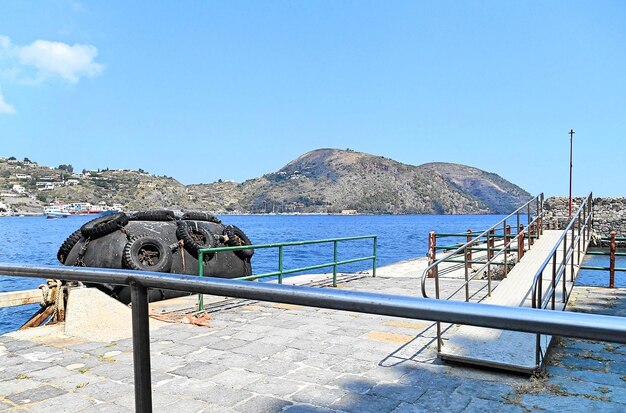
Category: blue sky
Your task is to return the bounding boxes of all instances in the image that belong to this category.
[0,1,624,197]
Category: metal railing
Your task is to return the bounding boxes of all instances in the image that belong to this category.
[1,264,625,412]
[531,192,593,366]
[197,236,377,309]
[421,194,543,298]
[581,232,626,288]
[421,193,543,352]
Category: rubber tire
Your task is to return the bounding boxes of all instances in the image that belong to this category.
[129,210,176,221]
[123,236,173,272]
[181,211,221,224]
[224,225,254,259]
[176,221,217,258]
[57,229,83,264]
[80,212,129,240]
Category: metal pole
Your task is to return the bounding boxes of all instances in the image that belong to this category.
[427,231,436,278]
[332,241,338,287]
[197,251,204,311]
[610,231,616,288]
[466,230,472,268]
[278,245,284,285]
[568,133,573,220]
[372,236,377,278]
[130,282,153,413]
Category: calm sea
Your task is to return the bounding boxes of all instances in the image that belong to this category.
[0,214,619,334]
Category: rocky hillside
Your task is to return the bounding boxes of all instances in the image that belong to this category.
[190,149,530,214]
[0,149,531,214]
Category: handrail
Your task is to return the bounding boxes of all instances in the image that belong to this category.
[1,263,625,413]
[197,235,378,310]
[530,192,593,310]
[530,192,593,366]
[421,193,544,299]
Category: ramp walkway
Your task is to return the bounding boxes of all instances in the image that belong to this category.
[439,230,572,372]
[422,193,594,373]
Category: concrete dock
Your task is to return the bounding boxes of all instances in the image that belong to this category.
[1,259,625,412]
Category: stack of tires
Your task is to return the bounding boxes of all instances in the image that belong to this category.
[57,210,253,304]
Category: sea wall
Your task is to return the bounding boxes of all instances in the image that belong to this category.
[543,197,626,237]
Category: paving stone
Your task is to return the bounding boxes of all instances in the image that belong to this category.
[410,389,471,413]
[170,362,228,380]
[331,392,401,413]
[518,393,625,412]
[231,342,286,358]
[272,348,310,363]
[76,379,134,401]
[192,384,253,406]
[50,372,105,391]
[367,382,426,403]
[246,358,300,377]
[205,338,249,351]
[209,368,264,389]
[112,390,180,411]
[162,343,202,357]
[284,404,341,413]
[165,398,210,412]
[390,402,430,413]
[149,353,187,371]
[329,373,375,394]
[285,366,340,386]
[88,362,133,382]
[210,352,261,369]
[234,395,293,412]
[28,365,77,381]
[545,365,625,387]
[452,379,514,402]
[81,402,134,412]
[0,377,42,396]
[290,384,347,406]
[244,377,304,397]
[462,397,525,412]
[301,354,344,370]
[28,392,97,413]
[6,384,67,405]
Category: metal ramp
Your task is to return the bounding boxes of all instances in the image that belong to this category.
[439,230,573,373]
[421,193,594,373]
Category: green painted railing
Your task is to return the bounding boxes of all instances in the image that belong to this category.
[196,235,378,310]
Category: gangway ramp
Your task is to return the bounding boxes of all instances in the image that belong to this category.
[439,230,582,373]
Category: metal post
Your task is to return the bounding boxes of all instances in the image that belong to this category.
[278,245,284,285]
[427,231,436,278]
[332,241,338,287]
[130,282,153,413]
[197,251,204,311]
[372,236,377,278]
[488,229,495,259]
[552,254,556,310]
[504,225,511,276]
[465,230,472,268]
[517,224,524,262]
[610,231,616,288]
[464,248,469,302]
[569,129,574,218]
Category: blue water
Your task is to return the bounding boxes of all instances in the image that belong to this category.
[0,213,509,333]
[577,254,626,288]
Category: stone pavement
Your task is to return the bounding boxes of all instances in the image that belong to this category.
[0,271,625,412]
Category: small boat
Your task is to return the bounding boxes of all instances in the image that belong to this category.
[44,207,71,219]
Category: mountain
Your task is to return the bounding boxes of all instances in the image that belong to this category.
[0,149,531,214]
[189,148,530,214]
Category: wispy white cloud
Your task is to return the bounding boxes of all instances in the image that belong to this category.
[0,90,16,114]
[0,35,104,84]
